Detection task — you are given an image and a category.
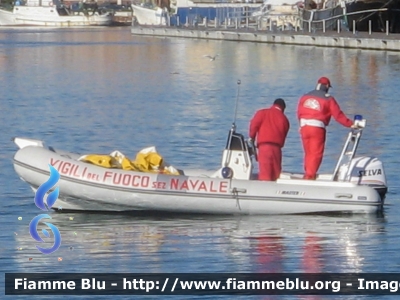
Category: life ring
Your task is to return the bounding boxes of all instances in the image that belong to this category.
[48,1,53,6]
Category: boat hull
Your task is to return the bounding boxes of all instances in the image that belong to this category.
[345,0,400,33]
[131,4,168,26]
[301,0,400,33]
[301,6,344,32]
[0,6,113,26]
[13,144,383,215]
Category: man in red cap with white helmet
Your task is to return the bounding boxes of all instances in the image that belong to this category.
[297,77,356,180]
[249,98,290,181]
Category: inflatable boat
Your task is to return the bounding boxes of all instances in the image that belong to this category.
[12,115,387,215]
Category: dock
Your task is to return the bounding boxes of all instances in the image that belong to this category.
[131,26,400,52]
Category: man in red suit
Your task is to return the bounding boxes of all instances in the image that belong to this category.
[249,98,290,181]
[297,77,355,180]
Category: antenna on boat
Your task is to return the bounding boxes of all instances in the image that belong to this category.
[224,80,241,164]
[232,79,241,132]
[223,80,242,169]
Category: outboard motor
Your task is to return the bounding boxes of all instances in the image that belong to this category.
[333,115,388,199]
[337,156,387,196]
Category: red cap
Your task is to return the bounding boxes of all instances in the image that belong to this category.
[317,77,332,88]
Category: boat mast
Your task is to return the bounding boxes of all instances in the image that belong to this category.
[232,79,241,132]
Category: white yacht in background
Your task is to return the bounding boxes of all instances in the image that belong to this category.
[131,2,169,26]
[0,0,113,26]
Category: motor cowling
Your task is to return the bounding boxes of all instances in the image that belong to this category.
[338,156,387,188]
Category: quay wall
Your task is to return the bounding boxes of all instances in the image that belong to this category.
[131,26,400,51]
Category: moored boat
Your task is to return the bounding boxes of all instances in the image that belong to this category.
[131,3,169,25]
[0,0,114,26]
[132,0,263,26]
[300,0,400,33]
[345,0,400,33]
[12,113,387,215]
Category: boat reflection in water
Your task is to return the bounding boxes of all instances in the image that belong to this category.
[13,212,385,273]
[223,213,385,273]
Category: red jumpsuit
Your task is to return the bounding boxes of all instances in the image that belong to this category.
[297,89,353,179]
[249,104,290,181]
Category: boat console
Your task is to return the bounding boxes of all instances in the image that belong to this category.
[211,125,255,180]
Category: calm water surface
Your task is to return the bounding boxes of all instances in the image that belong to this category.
[1,27,400,299]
